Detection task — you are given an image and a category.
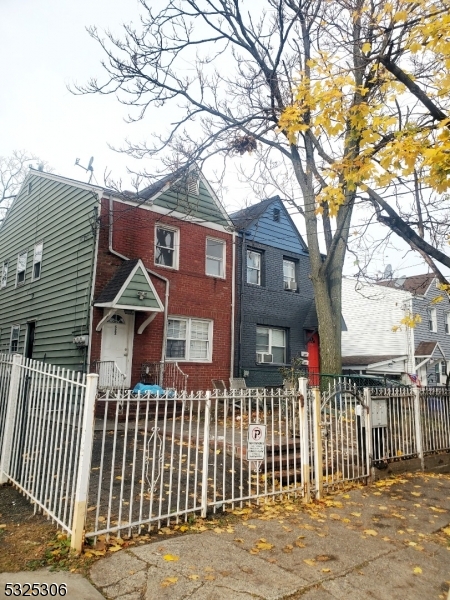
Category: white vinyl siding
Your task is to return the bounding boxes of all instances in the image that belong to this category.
[256,326,286,363]
[1,261,8,289]
[155,225,179,269]
[32,242,43,281]
[206,238,225,278]
[16,251,27,287]
[247,250,261,285]
[166,317,212,362]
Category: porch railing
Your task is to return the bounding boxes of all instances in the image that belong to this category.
[140,361,188,392]
[93,361,126,391]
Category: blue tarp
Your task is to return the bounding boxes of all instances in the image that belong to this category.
[132,382,175,397]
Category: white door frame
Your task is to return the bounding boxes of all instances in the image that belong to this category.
[100,309,135,387]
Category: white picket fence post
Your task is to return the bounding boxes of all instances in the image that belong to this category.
[201,391,211,518]
[298,378,310,503]
[312,387,323,499]
[363,388,374,482]
[413,386,424,471]
[0,354,22,484]
[71,373,98,553]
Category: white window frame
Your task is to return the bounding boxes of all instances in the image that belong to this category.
[205,237,226,278]
[445,312,450,335]
[247,250,262,285]
[256,326,286,364]
[166,317,213,362]
[10,324,20,353]
[16,251,28,287]
[1,261,8,289]
[32,241,44,281]
[428,307,437,332]
[154,225,179,270]
[283,259,296,287]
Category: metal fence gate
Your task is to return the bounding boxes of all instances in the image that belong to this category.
[0,354,97,551]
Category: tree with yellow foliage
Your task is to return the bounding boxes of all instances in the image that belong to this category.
[78,0,450,374]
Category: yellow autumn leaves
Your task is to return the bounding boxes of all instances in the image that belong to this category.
[278,0,450,217]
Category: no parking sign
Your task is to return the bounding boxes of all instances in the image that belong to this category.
[247,423,266,460]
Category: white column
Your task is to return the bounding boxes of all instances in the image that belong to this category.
[201,391,211,518]
[71,373,98,553]
[298,378,310,503]
[0,354,23,484]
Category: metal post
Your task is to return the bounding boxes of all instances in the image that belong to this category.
[364,388,374,482]
[312,387,323,500]
[298,378,310,503]
[413,386,424,470]
[0,354,22,484]
[201,391,211,518]
[71,374,98,553]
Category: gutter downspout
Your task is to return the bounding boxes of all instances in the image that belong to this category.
[108,195,170,367]
[230,231,236,380]
[237,231,246,377]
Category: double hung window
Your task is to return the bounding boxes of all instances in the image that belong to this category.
[247,250,261,285]
[166,317,212,362]
[10,325,20,352]
[283,259,296,290]
[16,251,27,286]
[32,242,43,280]
[1,261,8,289]
[256,327,286,363]
[206,238,225,278]
[428,307,437,332]
[445,312,450,334]
[155,226,178,269]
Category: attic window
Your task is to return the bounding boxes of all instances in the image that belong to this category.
[273,208,280,222]
[187,172,200,196]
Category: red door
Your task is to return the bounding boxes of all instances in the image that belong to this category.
[307,331,320,387]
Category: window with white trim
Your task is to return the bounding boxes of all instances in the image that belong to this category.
[1,261,8,289]
[283,259,296,290]
[10,325,20,352]
[166,317,212,362]
[428,307,437,332]
[445,312,450,334]
[247,250,261,285]
[32,242,43,281]
[155,226,179,269]
[206,238,225,278]
[256,326,286,363]
[16,251,27,286]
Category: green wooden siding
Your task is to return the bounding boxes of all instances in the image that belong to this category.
[117,267,161,309]
[153,180,229,227]
[0,173,98,371]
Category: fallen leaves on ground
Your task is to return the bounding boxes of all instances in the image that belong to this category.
[163,553,180,561]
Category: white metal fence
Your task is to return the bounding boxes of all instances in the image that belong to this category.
[86,387,308,539]
[1,357,450,547]
[0,354,13,454]
[0,355,97,551]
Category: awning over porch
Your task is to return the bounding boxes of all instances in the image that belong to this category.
[94,259,164,329]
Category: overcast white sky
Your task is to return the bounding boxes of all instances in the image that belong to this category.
[0,0,443,280]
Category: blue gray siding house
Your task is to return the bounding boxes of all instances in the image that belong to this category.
[231,197,317,388]
[379,274,450,386]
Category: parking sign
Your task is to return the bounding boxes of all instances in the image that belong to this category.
[247,423,266,460]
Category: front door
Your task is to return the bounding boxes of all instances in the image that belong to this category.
[100,310,134,387]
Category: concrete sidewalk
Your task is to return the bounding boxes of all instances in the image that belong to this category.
[87,471,450,600]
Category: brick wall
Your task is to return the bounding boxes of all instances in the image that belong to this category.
[91,198,233,391]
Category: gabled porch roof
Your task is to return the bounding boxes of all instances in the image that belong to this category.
[95,259,164,312]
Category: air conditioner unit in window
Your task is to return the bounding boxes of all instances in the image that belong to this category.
[257,352,273,363]
[284,280,297,291]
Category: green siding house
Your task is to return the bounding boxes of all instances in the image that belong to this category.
[0,170,101,371]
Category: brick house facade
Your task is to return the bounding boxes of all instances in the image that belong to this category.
[90,169,235,392]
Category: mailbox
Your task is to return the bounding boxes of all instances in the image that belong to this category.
[371,398,388,428]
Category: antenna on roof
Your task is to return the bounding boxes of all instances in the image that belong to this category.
[74,156,94,183]
[383,264,393,279]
